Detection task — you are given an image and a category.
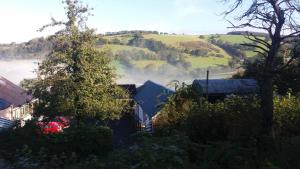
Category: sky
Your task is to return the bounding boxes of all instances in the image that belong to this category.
[0,0,235,43]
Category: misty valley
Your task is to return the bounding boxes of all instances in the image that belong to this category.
[0,31,257,85]
[0,0,300,169]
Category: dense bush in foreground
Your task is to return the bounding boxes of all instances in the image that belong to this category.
[1,87,300,168]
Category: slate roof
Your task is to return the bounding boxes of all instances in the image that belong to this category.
[0,99,11,110]
[134,81,174,118]
[0,76,32,107]
[193,79,258,94]
[0,117,15,130]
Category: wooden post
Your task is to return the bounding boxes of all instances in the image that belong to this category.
[206,70,209,100]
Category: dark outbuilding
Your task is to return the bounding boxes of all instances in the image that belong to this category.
[192,79,258,101]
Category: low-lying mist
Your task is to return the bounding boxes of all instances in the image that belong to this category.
[0,59,38,85]
[0,60,235,87]
[117,66,236,86]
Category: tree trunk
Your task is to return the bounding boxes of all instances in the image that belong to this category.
[261,76,274,135]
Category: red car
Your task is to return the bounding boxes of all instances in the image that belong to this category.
[36,117,70,134]
[54,117,70,128]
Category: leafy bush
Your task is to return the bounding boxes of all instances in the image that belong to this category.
[0,123,113,159]
[155,84,262,142]
[186,96,262,143]
[274,93,300,137]
[106,132,193,169]
[153,84,202,134]
[37,125,112,157]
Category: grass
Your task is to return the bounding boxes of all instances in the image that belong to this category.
[202,34,267,58]
[100,34,238,69]
[185,56,230,69]
[244,50,259,58]
[103,34,133,44]
[217,35,252,44]
[203,34,253,44]
[144,34,232,58]
[143,34,201,47]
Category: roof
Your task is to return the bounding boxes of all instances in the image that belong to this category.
[118,84,137,98]
[0,76,32,107]
[0,117,15,129]
[193,79,258,94]
[134,81,174,118]
[0,99,11,110]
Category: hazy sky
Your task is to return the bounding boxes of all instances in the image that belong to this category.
[0,0,235,43]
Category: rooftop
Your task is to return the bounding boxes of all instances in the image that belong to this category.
[0,76,32,107]
[193,79,258,94]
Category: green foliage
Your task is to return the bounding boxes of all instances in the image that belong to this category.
[274,93,300,137]
[58,125,113,156]
[106,132,192,169]
[157,84,300,141]
[239,58,300,95]
[0,122,113,158]
[0,37,52,60]
[186,96,262,143]
[153,84,202,133]
[7,145,107,169]
[2,91,300,169]
[26,0,129,121]
[156,84,262,142]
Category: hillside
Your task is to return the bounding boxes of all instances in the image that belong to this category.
[0,31,262,81]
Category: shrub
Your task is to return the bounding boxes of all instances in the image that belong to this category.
[274,93,300,137]
[40,125,113,157]
[106,132,192,169]
[186,96,262,143]
[0,123,113,160]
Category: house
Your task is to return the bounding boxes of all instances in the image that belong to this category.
[134,80,174,132]
[192,79,258,101]
[0,76,34,128]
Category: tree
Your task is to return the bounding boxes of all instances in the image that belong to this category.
[224,0,300,135]
[29,0,128,124]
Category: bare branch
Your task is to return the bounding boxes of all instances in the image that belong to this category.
[241,43,269,53]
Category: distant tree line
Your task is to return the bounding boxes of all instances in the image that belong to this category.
[0,37,53,60]
[207,35,257,59]
[181,41,224,57]
[105,30,160,36]
[127,34,191,69]
[227,31,269,37]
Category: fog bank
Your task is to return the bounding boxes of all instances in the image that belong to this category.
[0,60,39,85]
[0,60,236,87]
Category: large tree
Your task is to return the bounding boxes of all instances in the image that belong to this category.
[29,0,128,124]
[224,0,300,135]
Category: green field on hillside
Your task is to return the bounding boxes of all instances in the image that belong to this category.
[143,34,201,47]
[98,33,265,71]
[204,35,252,44]
[185,56,229,69]
[244,50,258,57]
[144,34,231,58]
[103,34,133,44]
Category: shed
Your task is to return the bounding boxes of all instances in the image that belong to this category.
[0,99,11,111]
[0,76,34,120]
[134,80,174,119]
[0,76,32,107]
[192,79,258,101]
